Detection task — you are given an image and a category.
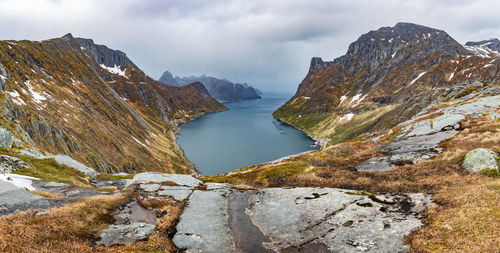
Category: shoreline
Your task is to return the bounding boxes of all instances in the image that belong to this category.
[173,108,228,176]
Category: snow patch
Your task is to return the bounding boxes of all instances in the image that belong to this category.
[302,96,311,100]
[100,64,128,78]
[7,90,20,98]
[25,80,47,103]
[0,173,39,191]
[409,71,427,85]
[351,94,367,107]
[339,113,354,122]
[448,68,456,81]
[132,136,148,148]
[339,95,347,106]
[463,45,492,58]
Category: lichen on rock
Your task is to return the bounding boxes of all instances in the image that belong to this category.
[462,148,499,176]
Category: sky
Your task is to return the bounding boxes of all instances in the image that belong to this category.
[0,0,499,93]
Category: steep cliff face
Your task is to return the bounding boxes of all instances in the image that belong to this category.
[274,22,500,144]
[158,71,261,102]
[0,34,226,174]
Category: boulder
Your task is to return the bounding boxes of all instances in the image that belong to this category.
[462,148,499,174]
[51,155,98,179]
[98,223,156,246]
[0,127,14,148]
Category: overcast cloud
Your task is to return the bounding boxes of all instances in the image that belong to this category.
[0,0,499,93]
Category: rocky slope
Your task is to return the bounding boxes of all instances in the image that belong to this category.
[159,71,262,101]
[0,34,226,174]
[274,22,500,144]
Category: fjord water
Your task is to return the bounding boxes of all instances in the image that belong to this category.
[177,95,318,175]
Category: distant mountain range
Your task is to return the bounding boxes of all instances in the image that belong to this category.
[159,71,262,102]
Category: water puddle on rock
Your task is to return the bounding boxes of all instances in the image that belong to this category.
[227,190,276,253]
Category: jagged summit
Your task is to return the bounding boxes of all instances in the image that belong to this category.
[61,33,74,40]
[465,38,500,56]
[307,23,468,76]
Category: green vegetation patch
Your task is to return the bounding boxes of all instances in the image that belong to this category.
[14,155,91,187]
[478,168,500,178]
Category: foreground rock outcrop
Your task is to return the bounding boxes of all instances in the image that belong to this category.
[107,173,431,253]
[462,148,499,175]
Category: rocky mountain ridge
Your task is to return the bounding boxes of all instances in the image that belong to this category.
[0,34,226,174]
[159,71,262,101]
[274,22,500,144]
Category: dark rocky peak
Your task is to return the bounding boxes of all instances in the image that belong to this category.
[342,22,468,73]
[466,38,500,52]
[72,36,137,71]
[309,57,334,70]
[61,33,74,40]
[158,71,180,86]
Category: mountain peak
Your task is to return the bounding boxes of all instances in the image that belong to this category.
[61,33,74,40]
[465,38,500,53]
[310,57,334,71]
[341,22,468,74]
[158,71,180,86]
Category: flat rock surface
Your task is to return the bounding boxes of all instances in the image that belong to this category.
[171,184,431,253]
[357,130,459,171]
[248,188,430,252]
[98,223,156,246]
[173,189,235,253]
[131,172,201,187]
[157,186,192,201]
[98,199,157,246]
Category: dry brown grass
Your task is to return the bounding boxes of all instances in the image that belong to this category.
[410,178,500,252]
[27,190,64,199]
[0,194,129,253]
[0,191,186,252]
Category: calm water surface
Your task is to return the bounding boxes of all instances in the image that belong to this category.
[177,96,318,175]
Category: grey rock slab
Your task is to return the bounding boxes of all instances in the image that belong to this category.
[173,189,234,253]
[97,199,157,246]
[405,113,464,137]
[0,127,14,148]
[139,183,161,192]
[157,186,192,201]
[98,223,156,246]
[0,180,43,206]
[43,182,69,188]
[131,172,201,187]
[356,157,391,171]
[462,148,499,173]
[113,200,157,225]
[247,188,431,253]
[51,155,98,179]
[205,183,228,190]
[95,179,132,191]
[19,149,48,159]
